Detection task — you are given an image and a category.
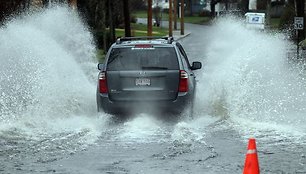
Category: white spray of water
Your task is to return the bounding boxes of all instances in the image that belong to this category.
[197,18,306,139]
[3,6,305,147]
[118,114,165,143]
[0,6,216,147]
[171,116,217,144]
[0,6,106,143]
[115,112,218,144]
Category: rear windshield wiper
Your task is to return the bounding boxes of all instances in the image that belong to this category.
[142,66,168,70]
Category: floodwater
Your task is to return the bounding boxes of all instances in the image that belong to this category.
[0,6,306,173]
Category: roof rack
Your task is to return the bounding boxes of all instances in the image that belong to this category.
[116,36,174,44]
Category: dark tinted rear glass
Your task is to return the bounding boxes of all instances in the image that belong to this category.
[107,46,179,71]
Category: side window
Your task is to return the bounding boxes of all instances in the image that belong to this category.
[176,43,191,68]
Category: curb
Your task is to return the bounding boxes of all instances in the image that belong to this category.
[174,32,191,41]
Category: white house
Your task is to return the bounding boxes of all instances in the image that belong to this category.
[152,0,169,9]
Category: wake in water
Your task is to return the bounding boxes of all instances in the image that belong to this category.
[196,17,306,139]
[0,6,105,144]
[0,5,215,151]
[1,6,305,157]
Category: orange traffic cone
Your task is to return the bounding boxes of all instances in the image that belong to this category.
[243,138,260,174]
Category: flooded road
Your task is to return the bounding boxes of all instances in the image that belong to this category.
[0,6,306,173]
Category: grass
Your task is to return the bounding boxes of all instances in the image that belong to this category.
[184,16,211,24]
[96,10,210,61]
[132,10,148,18]
[96,23,169,62]
[132,10,211,25]
[269,18,281,29]
[96,49,105,63]
[115,23,169,38]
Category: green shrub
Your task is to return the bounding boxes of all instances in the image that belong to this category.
[96,49,106,63]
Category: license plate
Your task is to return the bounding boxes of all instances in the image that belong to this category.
[135,78,150,86]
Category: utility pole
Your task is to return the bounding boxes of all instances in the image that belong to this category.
[180,0,184,35]
[173,0,177,30]
[123,0,131,37]
[169,0,173,37]
[148,0,153,36]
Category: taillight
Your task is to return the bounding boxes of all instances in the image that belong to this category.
[179,70,188,92]
[99,71,108,93]
[134,44,153,48]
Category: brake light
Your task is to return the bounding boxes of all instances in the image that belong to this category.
[99,71,108,93]
[135,44,152,48]
[179,70,188,92]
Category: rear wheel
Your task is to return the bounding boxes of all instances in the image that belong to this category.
[184,99,194,118]
[189,100,194,117]
[97,105,102,112]
[186,91,196,118]
[96,90,103,113]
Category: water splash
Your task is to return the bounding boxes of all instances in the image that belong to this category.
[197,17,306,138]
[0,6,103,142]
[118,114,165,143]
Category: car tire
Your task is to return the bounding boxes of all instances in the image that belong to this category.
[187,91,196,118]
[96,89,103,113]
[187,99,194,118]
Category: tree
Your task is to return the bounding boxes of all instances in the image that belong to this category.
[185,0,192,16]
[266,0,271,26]
[107,0,115,43]
[278,0,295,39]
[0,0,29,24]
[123,0,131,37]
[238,0,249,13]
[210,0,221,17]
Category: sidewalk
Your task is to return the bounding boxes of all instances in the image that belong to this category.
[170,30,191,41]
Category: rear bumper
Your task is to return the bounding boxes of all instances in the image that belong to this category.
[97,92,192,114]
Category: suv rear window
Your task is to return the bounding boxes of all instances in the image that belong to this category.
[107,46,179,71]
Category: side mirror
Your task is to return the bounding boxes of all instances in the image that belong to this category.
[98,63,104,70]
[191,61,202,70]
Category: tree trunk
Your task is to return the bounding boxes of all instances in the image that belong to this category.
[180,0,184,35]
[169,0,173,37]
[97,1,107,51]
[147,0,152,36]
[123,0,131,37]
[210,1,215,17]
[266,0,271,27]
[108,0,116,43]
[173,0,177,30]
[210,0,221,17]
[185,0,192,16]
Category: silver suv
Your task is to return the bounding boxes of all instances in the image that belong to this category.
[96,37,202,115]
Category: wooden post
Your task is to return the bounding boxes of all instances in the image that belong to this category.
[173,0,177,30]
[123,0,131,37]
[169,0,173,37]
[148,0,153,36]
[180,0,184,35]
